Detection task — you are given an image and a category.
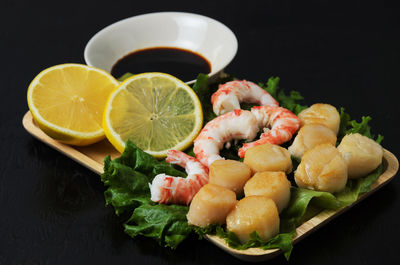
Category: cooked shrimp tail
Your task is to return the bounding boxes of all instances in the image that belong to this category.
[211,80,278,115]
[166,150,209,186]
[238,106,300,157]
[149,150,209,205]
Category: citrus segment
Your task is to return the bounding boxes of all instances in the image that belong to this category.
[103,72,203,157]
[27,63,119,145]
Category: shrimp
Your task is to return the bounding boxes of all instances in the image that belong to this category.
[211,80,278,115]
[193,109,259,167]
[149,150,209,205]
[238,106,300,157]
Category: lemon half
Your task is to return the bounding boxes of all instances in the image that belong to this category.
[27,63,119,145]
[103,72,203,157]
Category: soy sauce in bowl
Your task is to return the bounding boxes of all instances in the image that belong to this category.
[111,47,211,82]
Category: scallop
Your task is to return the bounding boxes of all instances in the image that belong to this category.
[186,183,237,227]
[243,143,292,174]
[298,103,340,134]
[337,133,383,179]
[294,143,348,193]
[244,171,291,213]
[288,124,337,159]
[226,196,279,244]
[209,159,252,194]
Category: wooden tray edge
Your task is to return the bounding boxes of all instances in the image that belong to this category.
[22,111,104,174]
[22,110,399,262]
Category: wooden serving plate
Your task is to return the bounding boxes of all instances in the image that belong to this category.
[22,111,399,262]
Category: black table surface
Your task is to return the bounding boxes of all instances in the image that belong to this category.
[1,1,399,264]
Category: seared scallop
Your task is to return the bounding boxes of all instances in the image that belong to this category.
[298,103,340,135]
[337,133,383,178]
[244,143,292,174]
[209,159,252,194]
[294,143,348,193]
[187,184,237,227]
[288,124,337,159]
[244,171,291,213]
[226,196,279,244]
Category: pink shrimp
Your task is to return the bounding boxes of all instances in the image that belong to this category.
[211,80,278,115]
[238,105,301,157]
[193,109,259,167]
[149,150,209,205]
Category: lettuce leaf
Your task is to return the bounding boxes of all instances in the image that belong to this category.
[280,164,383,232]
[102,155,152,216]
[261,76,280,98]
[101,141,190,248]
[191,74,217,123]
[191,73,209,105]
[217,228,295,260]
[260,76,308,114]
[117,72,134,82]
[194,224,295,259]
[124,203,192,249]
[338,107,383,143]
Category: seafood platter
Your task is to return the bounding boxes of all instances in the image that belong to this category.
[23,12,398,262]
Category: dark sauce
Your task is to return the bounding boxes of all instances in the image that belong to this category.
[111,47,211,82]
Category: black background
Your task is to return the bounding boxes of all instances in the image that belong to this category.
[1,0,399,264]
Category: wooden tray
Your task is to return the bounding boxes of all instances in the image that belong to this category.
[22,111,399,262]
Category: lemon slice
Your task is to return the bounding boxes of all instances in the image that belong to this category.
[103,72,203,157]
[27,63,119,146]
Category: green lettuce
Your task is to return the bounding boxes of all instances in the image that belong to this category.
[117,72,134,81]
[191,73,210,105]
[191,73,217,122]
[101,141,190,248]
[280,164,383,232]
[194,224,295,260]
[124,203,192,249]
[260,76,308,114]
[338,107,384,143]
[220,230,295,260]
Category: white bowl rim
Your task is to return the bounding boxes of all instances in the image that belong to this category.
[84,11,238,84]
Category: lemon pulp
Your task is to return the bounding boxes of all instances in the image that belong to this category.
[27,63,119,145]
[103,72,203,157]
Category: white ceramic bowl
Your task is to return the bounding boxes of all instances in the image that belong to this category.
[84,12,238,84]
